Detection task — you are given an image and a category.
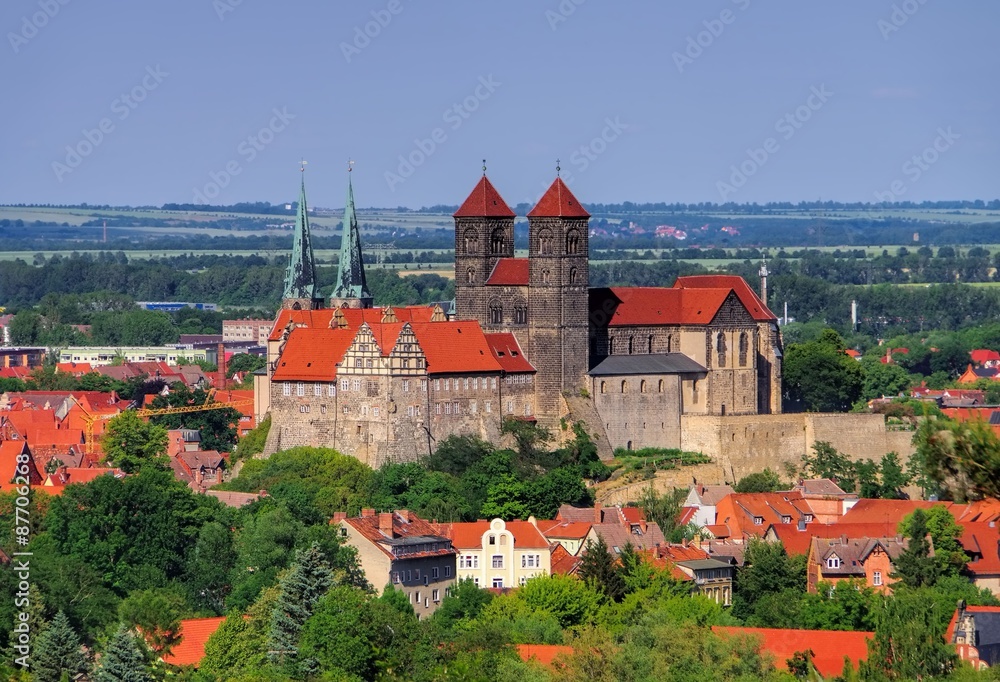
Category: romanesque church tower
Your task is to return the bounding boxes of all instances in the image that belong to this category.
[526,176,590,415]
[453,174,517,327]
[281,170,324,311]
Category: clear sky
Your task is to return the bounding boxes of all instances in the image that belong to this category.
[2,1,997,209]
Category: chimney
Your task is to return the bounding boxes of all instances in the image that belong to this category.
[216,343,227,389]
[361,508,376,518]
[379,512,394,536]
[332,512,347,522]
[594,502,603,524]
[682,537,688,547]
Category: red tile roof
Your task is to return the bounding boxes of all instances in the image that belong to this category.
[486,258,530,286]
[712,626,872,678]
[516,644,573,668]
[343,510,455,560]
[769,522,901,556]
[673,275,776,321]
[715,491,814,539]
[0,440,41,485]
[527,177,589,218]
[409,321,503,375]
[161,616,226,668]
[539,520,592,540]
[268,306,436,342]
[604,287,730,326]
[484,333,536,374]
[271,328,356,381]
[839,499,954,526]
[549,543,581,574]
[453,175,516,218]
[439,519,552,549]
[971,350,1000,365]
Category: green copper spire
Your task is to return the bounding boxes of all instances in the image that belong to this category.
[330,166,373,307]
[282,168,319,303]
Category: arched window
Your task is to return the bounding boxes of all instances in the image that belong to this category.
[569,266,578,285]
[666,334,672,353]
[490,228,505,255]
[628,336,634,355]
[739,332,749,366]
[464,228,479,254]
[566,229,580,254]
[600,381,607,394]
[513,301,528,325]
[648,335,654,354]
[658,379,664,393]
[609,338,615,355]
[466,267,475,284]
[640,380,647,393]
[489,301,503,324]
[716,332,727,368]
[541,269,551,285]
[538,229,553,255]
[621,380,628,393]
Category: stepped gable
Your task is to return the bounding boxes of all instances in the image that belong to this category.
[271,327,356,381]
[527,177,589,218]
[484,333,536,373]
[453,175,516,217]
[486,258,530,286]
[673,274,777,321]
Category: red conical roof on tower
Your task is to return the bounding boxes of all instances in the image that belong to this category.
[453,176,515,218]
[527,177,590,218]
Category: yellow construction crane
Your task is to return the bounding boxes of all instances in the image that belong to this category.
[75,395,253,455]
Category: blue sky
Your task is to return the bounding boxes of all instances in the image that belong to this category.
[2,1,997,208]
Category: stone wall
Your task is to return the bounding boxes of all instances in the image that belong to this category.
[680,413,917,480]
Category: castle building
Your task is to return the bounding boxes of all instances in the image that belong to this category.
[260,170,782,462]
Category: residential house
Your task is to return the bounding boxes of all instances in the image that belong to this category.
[683,483,736,527]
[711,627,873,679]
[160,617,227,668]
[791,478,857,523]
[335,509,456,617]
[649,543,735,605]
[538,520,592,555]
[971,350,1000,368]
[171,450,224,491]
[958,364,1000,385]
[713,491,815,541]
[806,536,907,594]
[438,517,552,589]
[947,603,1000,669]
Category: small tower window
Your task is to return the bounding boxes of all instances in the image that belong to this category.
[466,267,475,284]
[739,332,749,367]
[621,380,628,393]
[569,266,578,285]
[566,229,580,255]
[628,336,634,355]
[489,301,503,325]
[539,228,553,255]
[648,335,654,354]
[490,228,505,255]
[541,269,551,285]
[716,332,727,368]
[464,228,479,254]
[640,380,647,393]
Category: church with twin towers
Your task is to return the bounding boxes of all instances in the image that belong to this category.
[259,165,783,465]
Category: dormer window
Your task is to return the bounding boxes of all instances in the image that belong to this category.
[754,517,763,525]
[782,516,791,524]
[827,555,841,569]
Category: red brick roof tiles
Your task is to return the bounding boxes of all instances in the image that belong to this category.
[484,333,536,373]
[673,274,777,321]
[270,328,356,381]
[712,626,872,678]
[453,175,516,218]
[839,499,953,526]
[516,644,573,668]
[439,520,552,549]
[409,321,503,375]
[527,177,590,218]
[0,440,41,485]
[539,520,592,540]
[549,543,581,574]
[161,616,226,668]
[344,510,455,560]
[486,258,530,286]
[268,306,436,342]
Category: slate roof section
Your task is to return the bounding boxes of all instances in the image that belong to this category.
[527,177,590,218]
[453,175,516,218]
[589,353,708,376]
[591,521,666,552]
[811,536,907,576]
[486,258,530,286]
[947,605,1000,667]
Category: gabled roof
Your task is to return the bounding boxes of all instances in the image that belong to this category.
[161,617,226,668]
[539,520,592,540]
[484,333,535,373]
[840,498,953,526]
[549,543,581,574]
[673,275,776,321]
[712,626,873,678]
[486,258,530,286]
[527,177,589,218]
[810,536,907,576]
[268,306,437,342]
[769,522,900,556]
[343,510,455,560]
[0,440,41,484]
[715,491,814,538]
[409,321,503,375]
[689,484,736,506]
[438,519,551,550]
[270,327,356,381]
[591,521,665,552]
[453,175,515,218]
[971,349,1000,365]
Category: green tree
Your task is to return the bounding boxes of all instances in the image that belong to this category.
[861,590,956,680]
[184,520,237,614]
[577,536,627,603]
[801,441,857,492]
[479,475,531,521]
[424,435,496,476]
[501,417,552,464]
[859,355,912,401]
[783,329,863,412]
[100,411,168,474]
[93,624,153,682]
[226,352,266,377]
[149,384,240,453]
[735,468,784,493]
[201,585,279,677]
[899,506,966,579]
[430,578,494,630]
[232,415,270,461]
[31,610,88,682]
[296,586,378,680]
[893,508,940,588]
[914,416,1000,501]
[118,588,187,655]
[515,574,602,629]
[267,542,334,671]
[733,538,806,622]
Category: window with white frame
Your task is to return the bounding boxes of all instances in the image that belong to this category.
[328,384,336,396]
[873,571,882,586]
[406,406,414,417]
[341,378,349,391]
[473,377,479,390]
[432,589,440,602]
[444,379,449,391]
[826,555,841,569]
[283,383,291,396]
[460,555,479,569]
[435,403,442,415]
[421,379,427,392]
[485,401,492,413]
[521,554,540,568]
[464,378,469,390]
[403,379,410,392]
[453,402,459,414]
[507,400,514,414]
[352,379,361,392]
[314,383,322,396]
[470,400,477,414]
[444,403,451,415]
[373,406,380,418]
[491,577,503,589]
[491,377,497,389]
[492,555,503,569]
[355,359,362,368]
[296,382,305,396]
[445,566,451,577]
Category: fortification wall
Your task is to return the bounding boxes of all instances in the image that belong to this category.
[680,413,916,480]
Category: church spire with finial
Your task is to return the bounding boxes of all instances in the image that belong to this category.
[330,160,373,308]
[281,160,322,310]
